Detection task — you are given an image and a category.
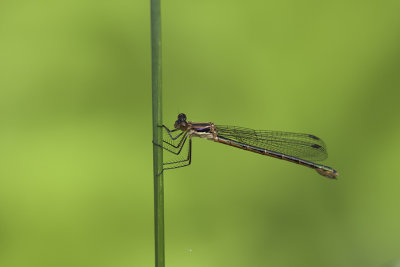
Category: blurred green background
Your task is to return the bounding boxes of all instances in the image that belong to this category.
[1,0,400,266]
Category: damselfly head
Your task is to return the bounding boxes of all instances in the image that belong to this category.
[174,113,188,130]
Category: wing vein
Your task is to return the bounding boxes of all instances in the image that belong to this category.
[215,125,328,161]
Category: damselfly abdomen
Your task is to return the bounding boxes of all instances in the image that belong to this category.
[155,113,338,179]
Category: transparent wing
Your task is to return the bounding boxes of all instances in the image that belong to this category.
[215,125,328,161]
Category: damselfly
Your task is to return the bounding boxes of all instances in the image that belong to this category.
[155,113,338,179]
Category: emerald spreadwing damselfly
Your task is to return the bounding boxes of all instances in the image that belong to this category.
[154,113,338,179]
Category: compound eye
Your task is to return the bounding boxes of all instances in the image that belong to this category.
[178,113,187,121]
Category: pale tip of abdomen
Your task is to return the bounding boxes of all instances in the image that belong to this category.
[316,168,338,179]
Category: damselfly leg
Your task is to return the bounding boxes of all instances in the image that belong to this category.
[163,138,192,170]
[158,125,189,152]
[160,125,184,141]
[153,125,192,171]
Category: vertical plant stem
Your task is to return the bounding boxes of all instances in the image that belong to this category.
[151,0,164,266]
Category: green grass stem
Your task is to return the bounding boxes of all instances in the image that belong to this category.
[150,0,164,266]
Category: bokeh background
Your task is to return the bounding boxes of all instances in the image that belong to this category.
[1,0,400,266]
